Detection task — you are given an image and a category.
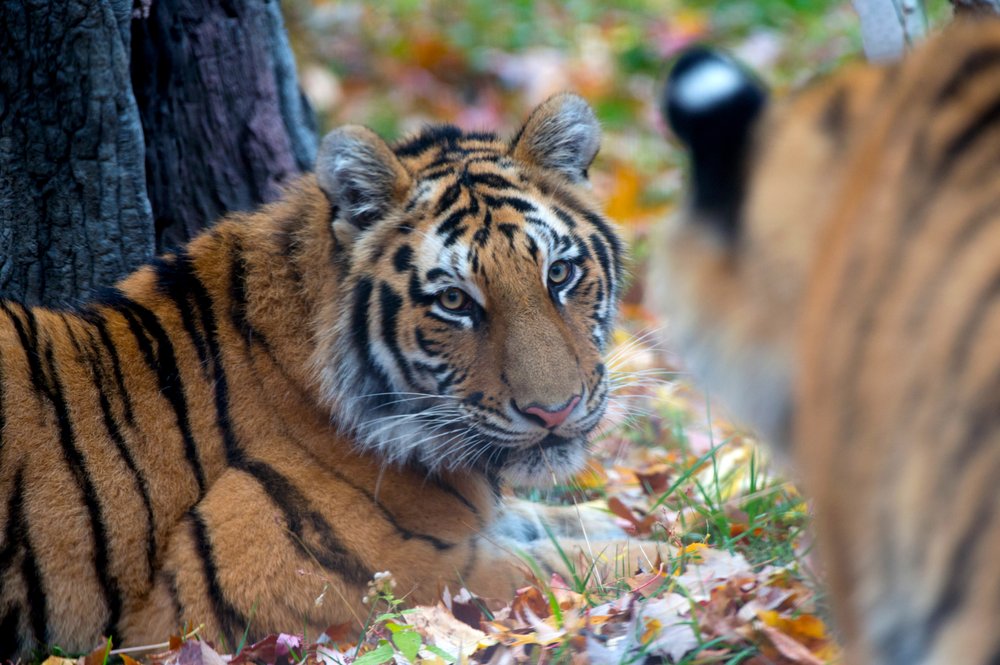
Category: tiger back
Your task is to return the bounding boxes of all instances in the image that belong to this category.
[652,20,1000,665]
[0,94,647,657]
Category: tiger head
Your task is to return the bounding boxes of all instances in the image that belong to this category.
[311,94,623,486]
[648,47,879,448]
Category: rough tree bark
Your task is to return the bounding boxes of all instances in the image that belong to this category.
[0,1,154,307]
[131,0,317,253]
[0,0,317,306]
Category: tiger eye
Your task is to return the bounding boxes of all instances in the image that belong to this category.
[438,287,470,312]
[548,260,572,285]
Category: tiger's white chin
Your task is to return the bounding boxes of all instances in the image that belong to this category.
[499,437,588,487]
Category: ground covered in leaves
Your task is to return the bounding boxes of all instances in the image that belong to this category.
[35,2,884,663]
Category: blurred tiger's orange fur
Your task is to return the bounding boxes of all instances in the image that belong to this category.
[653,20,1000,665]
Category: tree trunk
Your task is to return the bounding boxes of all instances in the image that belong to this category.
[853,0,928,62]
[0,0,154,307]
[952,0,1000,16]
[131,0,317,253]
[0,0,317,306]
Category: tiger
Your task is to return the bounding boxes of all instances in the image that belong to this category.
[0,93,651,657]
[651,19,1000,665]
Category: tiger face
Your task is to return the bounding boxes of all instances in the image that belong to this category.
[313,95,623,485]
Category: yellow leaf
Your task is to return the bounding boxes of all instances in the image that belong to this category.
[572,458,608,490]
[604,165,644,223]
[40,657,76,665]
[758,610,830,641]
[640,618,662,645]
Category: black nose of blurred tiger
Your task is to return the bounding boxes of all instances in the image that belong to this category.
[662,47,768,239]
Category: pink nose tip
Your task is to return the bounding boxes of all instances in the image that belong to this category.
[520,395,581,429]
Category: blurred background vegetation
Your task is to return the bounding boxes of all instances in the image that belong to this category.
[284,0,867,322]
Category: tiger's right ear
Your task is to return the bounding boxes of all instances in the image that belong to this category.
[316,126,411,248]
[662,48,767,240]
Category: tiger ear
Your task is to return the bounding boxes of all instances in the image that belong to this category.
[316,126,411,248]
[510,93,601,183]
[662,47,767,240]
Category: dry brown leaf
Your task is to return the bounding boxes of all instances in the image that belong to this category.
[511,585,551,623]
[82,641,110,665]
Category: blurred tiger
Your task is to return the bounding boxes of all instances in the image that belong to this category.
[652,19,1000,665]
[0,94,652,657]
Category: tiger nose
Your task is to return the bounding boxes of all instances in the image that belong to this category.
[515,395,581,429]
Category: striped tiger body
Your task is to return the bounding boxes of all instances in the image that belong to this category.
[0,94,639,656]
[653,21,1000,665]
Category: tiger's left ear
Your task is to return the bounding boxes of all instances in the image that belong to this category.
[510,93,601,183]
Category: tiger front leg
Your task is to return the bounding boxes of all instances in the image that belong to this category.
[120,467,367,647]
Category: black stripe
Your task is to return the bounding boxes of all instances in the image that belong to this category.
[945,367,1000,480]
[325,465,454,551]
[97,292,208,495]
[917,483,995,656]
[469,172,516,190]
[393,245,414,272]
[161,570,185,625]
[394,124,463,157]
[379,282,417,389]
[435,182,463,215]
[415,328,441,356]
[0,468,48,653]
[188,510,247,641]
[408,271,436,308]
[437,481,479,515]
[462,537,479,580]
[589,233,613,297]
[437,207,473,238]
[933,47,1000,105]
[551,206,577,229]
[154,257,210,375]
[949,271,1000,377]
[583,211,623,285]
[89,313,137,427]
[936,92,1000,180]
[482,194,535,213]
[0,302,48,404]
[158,253,243,465]
[497,223,518,244]
[240,460,373,583]
[40,324,123,642]
[84,328,158,584]
[819,85,848,140]
[0,607,19,660]
[472,226,490,248]
[351,278,392,411]
[229,240,267,349]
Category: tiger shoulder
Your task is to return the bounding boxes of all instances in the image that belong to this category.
[653,18,1000,665]
[0,94,651,657]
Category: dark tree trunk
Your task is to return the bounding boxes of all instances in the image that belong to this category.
[0,0,317,306]
[951,0,1000,16]
[131,0,317,253]
[0,0,154,307]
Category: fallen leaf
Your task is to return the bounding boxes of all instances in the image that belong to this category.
[759,624,825,665]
